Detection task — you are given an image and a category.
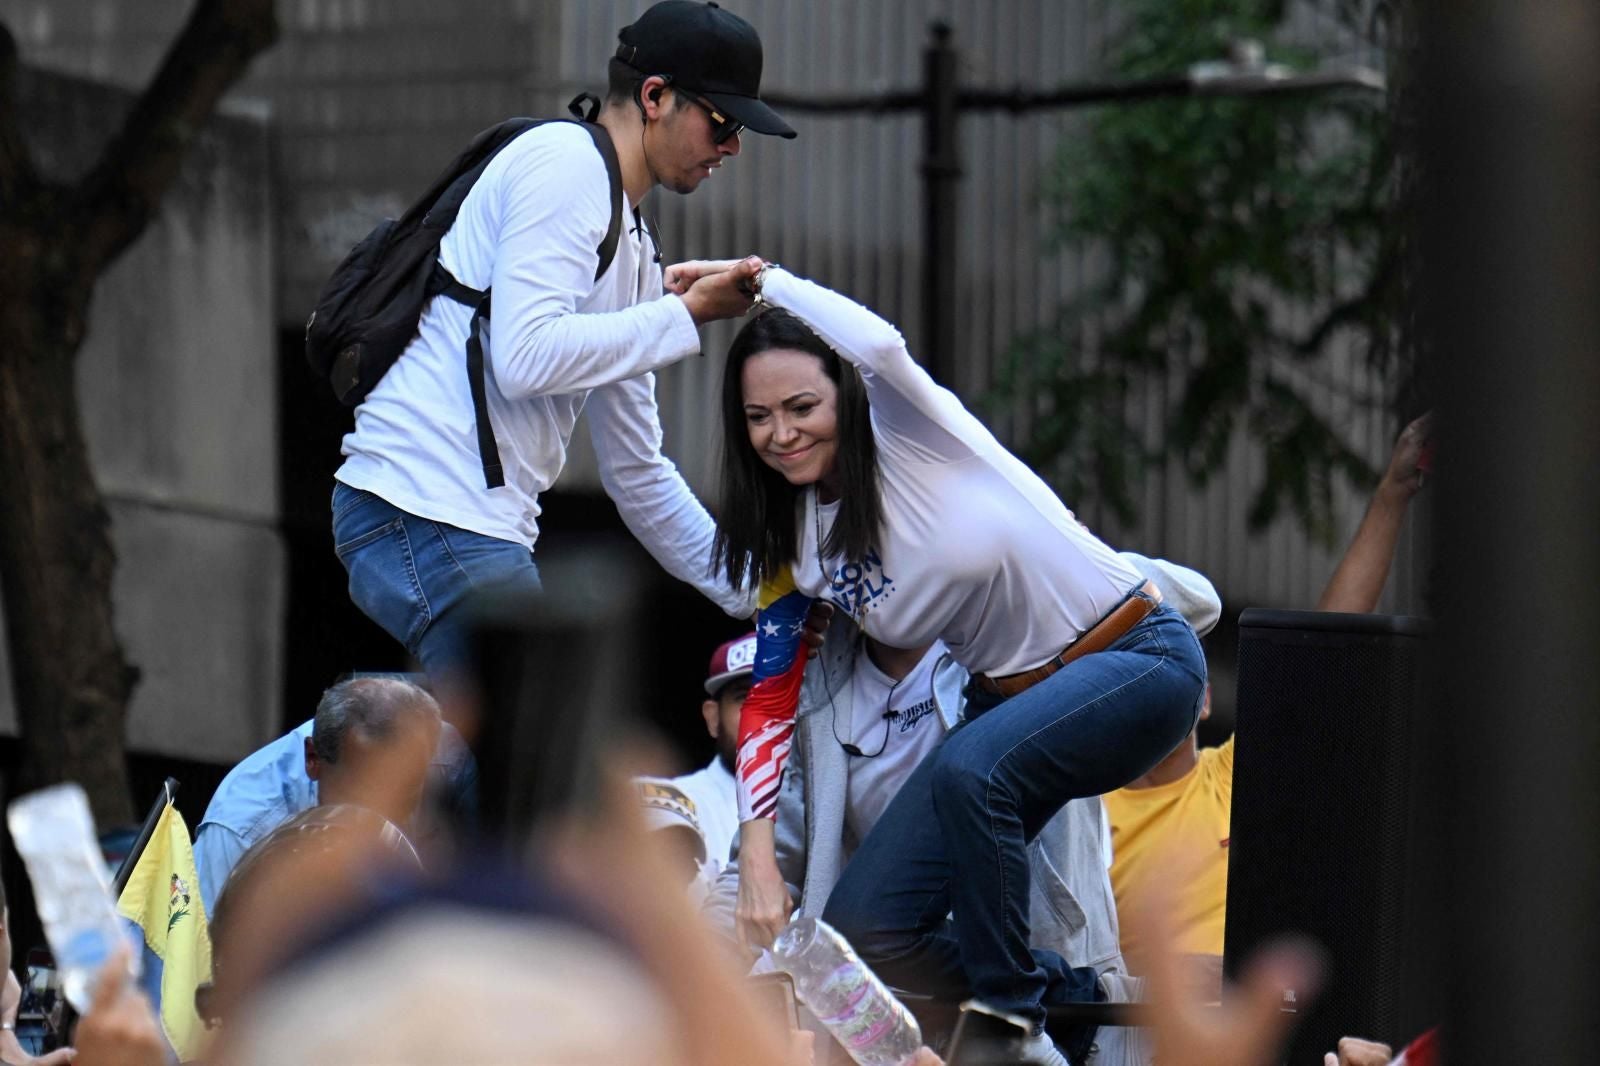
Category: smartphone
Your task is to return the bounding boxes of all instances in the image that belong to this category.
[945,999,1033,1066]
[21,948,66,1054]
[747,971,801,1031]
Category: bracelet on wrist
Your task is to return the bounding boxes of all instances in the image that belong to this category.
[752,262,780,304]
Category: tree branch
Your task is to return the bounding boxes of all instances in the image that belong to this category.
[75,0,277,275]
[0,20,40,207]
[1291,244,1398,357]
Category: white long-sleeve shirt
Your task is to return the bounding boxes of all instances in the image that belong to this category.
[734,273,1202,822]
[337,122,749,616]
[763,267,1144,676]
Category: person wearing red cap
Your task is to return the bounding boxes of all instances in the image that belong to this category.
[331,1,796,678]
[638,632,758,896]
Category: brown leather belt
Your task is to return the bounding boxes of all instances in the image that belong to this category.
[971,580,1163,698]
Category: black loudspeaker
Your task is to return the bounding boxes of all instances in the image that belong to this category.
[1224,609,1439,1065]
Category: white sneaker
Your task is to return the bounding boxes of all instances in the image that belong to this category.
[1081,1024,1156,1066]
[1017,1029,1072,1066]
[1098,971,1147,1003]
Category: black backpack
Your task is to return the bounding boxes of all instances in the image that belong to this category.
[305,96,624,489]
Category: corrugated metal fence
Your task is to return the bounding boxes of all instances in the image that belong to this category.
[543,0,1422,613]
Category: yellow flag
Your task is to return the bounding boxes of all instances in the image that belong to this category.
[116,802,213,1061]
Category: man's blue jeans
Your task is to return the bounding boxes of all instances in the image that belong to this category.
[822,603,1205,1036]
[332,483,542,677]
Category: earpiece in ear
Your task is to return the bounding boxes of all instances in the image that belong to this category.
[634,81,663,121]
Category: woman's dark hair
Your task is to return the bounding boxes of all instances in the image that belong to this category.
[712,308,884,591]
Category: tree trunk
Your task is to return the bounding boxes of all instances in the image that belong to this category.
[0,235,137,825]
[0,1,278,828]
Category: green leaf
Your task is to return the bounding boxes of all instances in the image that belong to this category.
[991,0,1408,539]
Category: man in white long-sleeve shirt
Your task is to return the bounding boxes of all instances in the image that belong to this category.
[332,1,794,674]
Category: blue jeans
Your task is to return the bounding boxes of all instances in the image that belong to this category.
[332,483,542,678]
[822,603,1205,1037]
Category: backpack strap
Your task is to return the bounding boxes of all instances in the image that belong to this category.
[464,293,503,488]
[575,121,626,282]
[561,91,627,279]
[432,120,627,490]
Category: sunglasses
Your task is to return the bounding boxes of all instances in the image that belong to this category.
[660,77,745,145]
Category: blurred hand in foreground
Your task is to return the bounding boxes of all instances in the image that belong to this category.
[73,948,164,1066]
[552,749,794,1066]
[1325,1036,1394,1066]
[1131,858,1324,1066]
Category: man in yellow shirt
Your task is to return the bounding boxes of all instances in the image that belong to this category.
[1104,687,1232,972]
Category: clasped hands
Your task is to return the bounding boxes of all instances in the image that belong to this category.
[666,256,771,324]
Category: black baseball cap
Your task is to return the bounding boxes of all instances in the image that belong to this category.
[617,1,796,139]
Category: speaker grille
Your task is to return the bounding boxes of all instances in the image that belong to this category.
[1224,610,1437,1062]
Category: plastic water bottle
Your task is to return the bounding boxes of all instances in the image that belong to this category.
[7,784,139,1012]
[770,916,923,1066]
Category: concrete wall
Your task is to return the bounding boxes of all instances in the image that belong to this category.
[0,67,282,763]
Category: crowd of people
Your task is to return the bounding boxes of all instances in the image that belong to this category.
[12,2,1438,1064]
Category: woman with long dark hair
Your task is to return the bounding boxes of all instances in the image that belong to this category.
[701,260,1206,1066]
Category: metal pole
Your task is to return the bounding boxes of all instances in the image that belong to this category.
[1424,0,1600,1062]
[59,777,181,1050]
[111,777,178,896]
[921,21,961,388]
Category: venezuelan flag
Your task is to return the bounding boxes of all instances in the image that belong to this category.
[116,802,212,1061]
[736,566,813,822]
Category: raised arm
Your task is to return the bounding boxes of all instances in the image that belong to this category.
[477,130,756,399]
[758,267,989,462]
[587,374,756,617]
[1317,413,1431,613]
[737,572,812,822]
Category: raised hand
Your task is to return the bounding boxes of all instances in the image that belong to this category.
[1379,412,1433,499]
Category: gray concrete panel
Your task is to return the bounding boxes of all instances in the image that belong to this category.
[108,502,287,763]
[75,126,278,520]
[15,67,278,521]
[0,500,286,762]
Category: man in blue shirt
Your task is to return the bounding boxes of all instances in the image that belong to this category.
[194,677,443,908]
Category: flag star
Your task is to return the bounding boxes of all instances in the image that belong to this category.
[762,620,780,637]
